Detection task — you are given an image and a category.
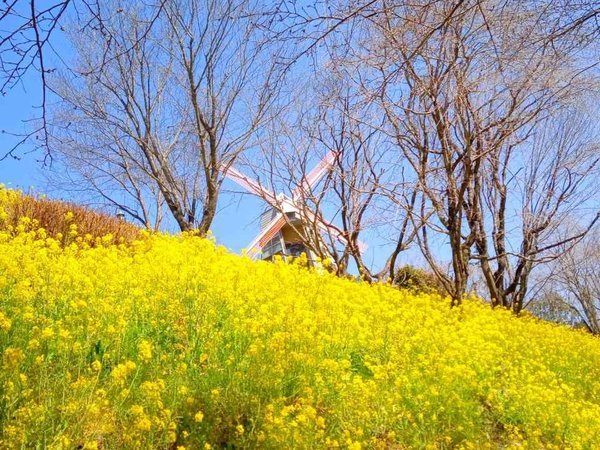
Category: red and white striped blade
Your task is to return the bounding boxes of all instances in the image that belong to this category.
[292,150,337,201]
[225,166,278,206]
[245,212,286,257]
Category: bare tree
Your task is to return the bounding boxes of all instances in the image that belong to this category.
[1,0,71,158]
[231,0,600,296]
[270,89,386,278]
[526,290,583,328]
[0,0,165,160]
[365,0,600,306]
[541,229,600,334]
[476,113,599,312]
[49,0,281,233]
[228,0,600,301]
[234,67,422,280]
[229,97,376,276]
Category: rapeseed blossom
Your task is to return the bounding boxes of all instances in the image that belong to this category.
[1,187,600,448]
[138,339,153,362]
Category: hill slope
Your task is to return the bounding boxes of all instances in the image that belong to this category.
[1,191,600,449]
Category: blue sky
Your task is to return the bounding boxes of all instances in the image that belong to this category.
[0,4,276,256]
[0,71,394,269]
[1,95,256,256]
[0,71,44,190]
[0,65,262,255]
[0,9,421,273]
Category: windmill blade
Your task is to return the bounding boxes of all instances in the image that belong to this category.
[317,217,368,253]
[225,166,278,205]
[300,206,368,253]
[292,150,337,201]
[244,212,287,258]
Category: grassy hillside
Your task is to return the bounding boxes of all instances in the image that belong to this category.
[1,189,600,449]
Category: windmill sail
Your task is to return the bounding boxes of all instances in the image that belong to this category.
[223,160,367,261]
[293,150,337,201]
[225,166,279,205]
[244,212,286,258]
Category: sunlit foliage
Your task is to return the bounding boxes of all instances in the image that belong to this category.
[1,188,600,449]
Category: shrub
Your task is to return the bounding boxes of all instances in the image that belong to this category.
[393,264,447,295]
[0,187,139,246]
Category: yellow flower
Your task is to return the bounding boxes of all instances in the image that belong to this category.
[68,223,78,237]
[137,339,153,362]
[1,188,600,449]
[140,380,164,403]
[135,416,152,431]
[130,405,144,416]
[41,326,54,339]
[0,311,11,331]
[111,361,136,385]
[3,347,24,370]
[178,385,189,395]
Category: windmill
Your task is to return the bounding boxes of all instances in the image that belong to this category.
[224,151,366,262]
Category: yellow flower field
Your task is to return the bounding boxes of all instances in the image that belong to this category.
[1,189,600,449]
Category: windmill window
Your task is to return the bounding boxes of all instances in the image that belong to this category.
[286,242,306,257]
[262,235,283,259]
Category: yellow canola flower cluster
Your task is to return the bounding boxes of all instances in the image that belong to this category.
[1,191,600,449]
